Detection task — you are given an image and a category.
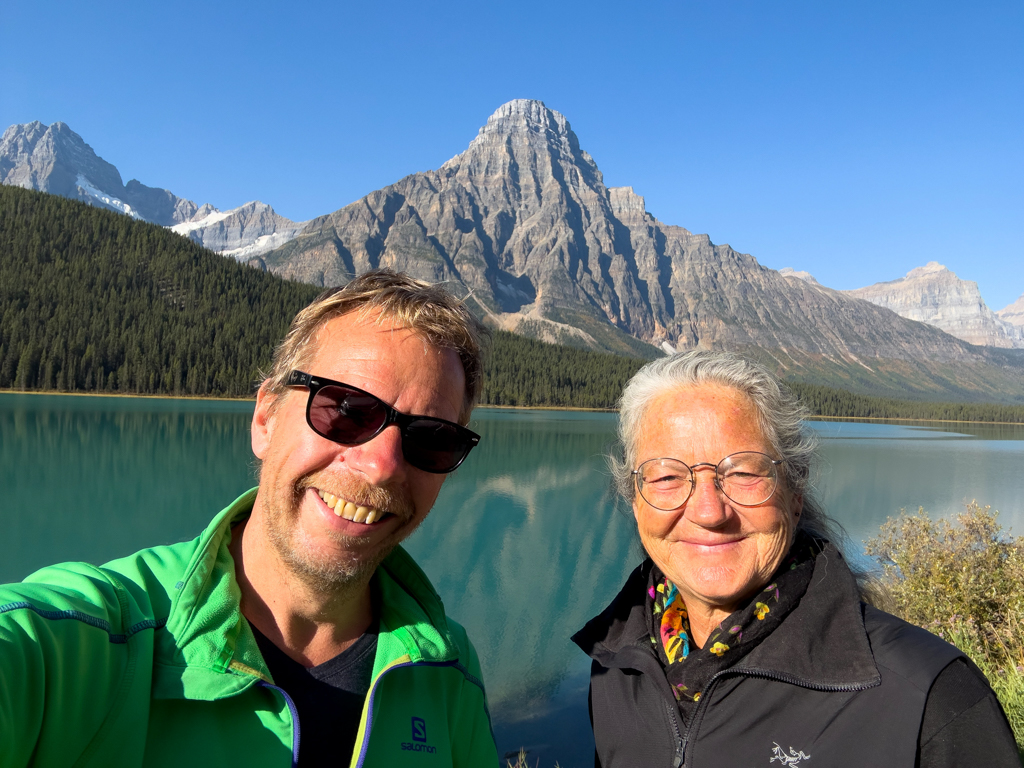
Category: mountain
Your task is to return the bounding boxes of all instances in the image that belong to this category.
[170,201,308,260]
[0,121,304,259]
[262,99,1024,401]
[0,184,659,409]
[0,184,321,396]
[1,121,197,224]
[846,262,1024,349]
[998,293,1024,328]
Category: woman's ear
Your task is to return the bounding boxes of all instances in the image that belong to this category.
[791,493,804,521]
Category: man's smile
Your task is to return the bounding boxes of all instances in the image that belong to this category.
[315,487,393,525]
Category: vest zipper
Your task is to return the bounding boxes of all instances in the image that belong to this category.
[666,699,685,768]
[677,669,876,767]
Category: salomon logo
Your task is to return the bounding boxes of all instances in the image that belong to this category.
[401,716,437,754]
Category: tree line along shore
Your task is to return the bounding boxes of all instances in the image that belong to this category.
[2,184,1023,424]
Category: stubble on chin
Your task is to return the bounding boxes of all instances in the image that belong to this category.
[264,470,417,595]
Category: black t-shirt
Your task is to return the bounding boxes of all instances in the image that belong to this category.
[250,600,379,767]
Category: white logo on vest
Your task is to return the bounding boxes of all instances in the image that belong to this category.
[770,742,810,766]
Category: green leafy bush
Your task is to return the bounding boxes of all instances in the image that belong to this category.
[865,502,1024,751]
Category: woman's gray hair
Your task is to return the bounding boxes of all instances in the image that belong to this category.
[610,349,847,550]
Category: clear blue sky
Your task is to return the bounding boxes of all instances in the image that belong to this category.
[3,0,1022,309]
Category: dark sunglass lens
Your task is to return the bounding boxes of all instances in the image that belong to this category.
[402,419,472,473]
[309,386,386,444]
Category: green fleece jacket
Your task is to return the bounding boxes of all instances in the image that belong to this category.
[0,489,498,767]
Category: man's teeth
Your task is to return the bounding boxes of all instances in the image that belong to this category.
[317,490,380,524]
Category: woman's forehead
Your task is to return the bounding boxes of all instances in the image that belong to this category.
[637,384,767,454]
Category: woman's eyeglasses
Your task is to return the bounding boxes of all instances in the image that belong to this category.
[633,452,783,510]
[286,370,480,474]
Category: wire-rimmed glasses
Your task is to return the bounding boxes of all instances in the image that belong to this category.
[633,452,784,510]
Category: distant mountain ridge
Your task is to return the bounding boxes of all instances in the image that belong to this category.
[260,99,1024,401]
[846,262,1024,349]
[4,106,1024,403]
[0,121,305,258]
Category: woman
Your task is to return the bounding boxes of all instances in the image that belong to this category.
[572,351,1019,767]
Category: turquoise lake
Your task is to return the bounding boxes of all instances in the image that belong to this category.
[3,393,1024,766]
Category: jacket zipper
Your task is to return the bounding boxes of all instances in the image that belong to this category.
[352,658,463,768]
[677,669,875,767]
[258,681,301,768]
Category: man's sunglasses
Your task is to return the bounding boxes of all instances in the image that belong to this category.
[286,370,480,474]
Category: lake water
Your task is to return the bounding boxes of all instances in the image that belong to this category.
[3,393,1024,766]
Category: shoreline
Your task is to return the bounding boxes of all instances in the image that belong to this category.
[2,388,1024,426]
[0,389,255,403]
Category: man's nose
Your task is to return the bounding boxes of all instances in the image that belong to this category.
[343,424,408,483]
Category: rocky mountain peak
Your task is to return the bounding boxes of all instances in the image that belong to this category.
[998,293,1024,327]
[1,120,125,197]
[905,261,949,279]
[847,263,1024,348]
[444,99,602,191]
[2,119,303,258]
[476,99,572,139]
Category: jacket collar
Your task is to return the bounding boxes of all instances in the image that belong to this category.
[572,544,881,690]
[153,489,460,700]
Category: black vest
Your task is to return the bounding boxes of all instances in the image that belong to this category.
[573,547,964,768]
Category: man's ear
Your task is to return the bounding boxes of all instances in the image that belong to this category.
[251,382,279,460]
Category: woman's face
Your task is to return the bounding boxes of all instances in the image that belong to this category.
[632,384,803,617]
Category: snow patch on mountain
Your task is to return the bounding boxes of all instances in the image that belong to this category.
[170,207,235,235]
[222,230,307,260]
[75,174,145,220]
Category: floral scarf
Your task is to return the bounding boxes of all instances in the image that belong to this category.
[645,532,821,724]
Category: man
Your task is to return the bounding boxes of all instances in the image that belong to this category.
[0,270,499,767]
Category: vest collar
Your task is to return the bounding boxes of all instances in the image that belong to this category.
[572,544,881,690]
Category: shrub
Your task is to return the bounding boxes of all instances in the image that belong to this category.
[865,502,1024,752]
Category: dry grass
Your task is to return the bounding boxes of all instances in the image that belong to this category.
[504,749,560,768]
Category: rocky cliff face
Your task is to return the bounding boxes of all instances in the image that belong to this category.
[0,121,197,224]
[847,262,1024,349]
[1,121,303,259]
[264,100,1011,377]
[998,293,1024,328]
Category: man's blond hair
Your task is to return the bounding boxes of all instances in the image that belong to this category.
[263,270,488,423]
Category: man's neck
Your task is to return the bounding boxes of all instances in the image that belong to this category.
[229,517,374,667]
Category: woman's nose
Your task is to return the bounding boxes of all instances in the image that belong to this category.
[686,468,730,527]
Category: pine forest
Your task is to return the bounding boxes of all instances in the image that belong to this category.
[2,185,1023,424]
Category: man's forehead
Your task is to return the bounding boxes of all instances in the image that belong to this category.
[308,313,442,364]
[305,313,465,399]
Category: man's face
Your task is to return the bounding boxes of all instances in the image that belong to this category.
[250,310,466,591]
